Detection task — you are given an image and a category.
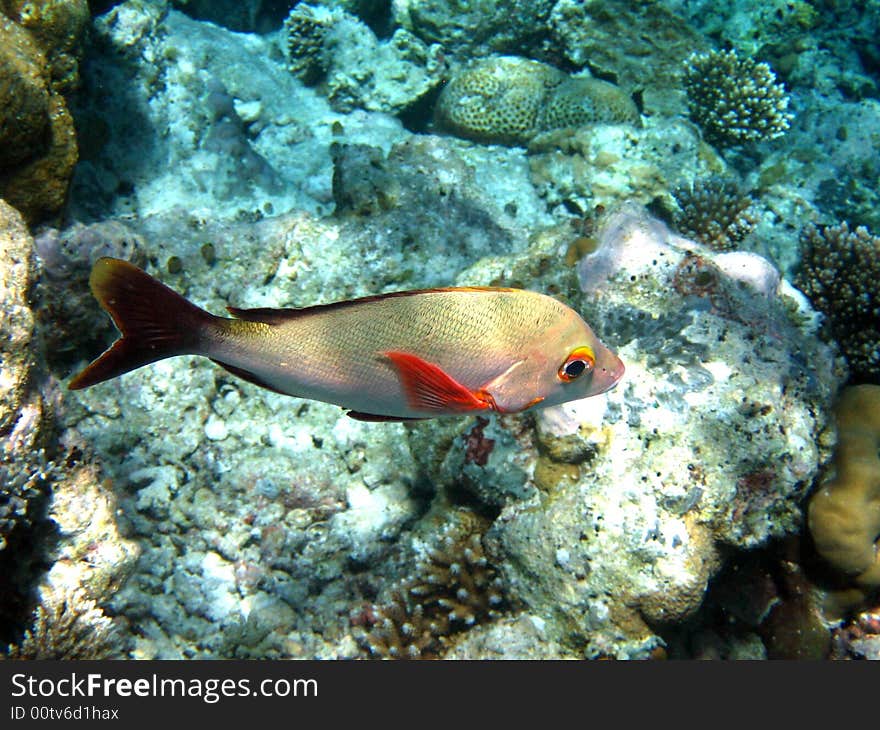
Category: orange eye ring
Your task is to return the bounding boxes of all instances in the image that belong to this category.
[559,346,595,382]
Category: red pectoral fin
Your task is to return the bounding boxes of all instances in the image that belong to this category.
[384,351,494,414]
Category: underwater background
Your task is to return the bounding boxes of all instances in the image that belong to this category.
[1,0,878,660]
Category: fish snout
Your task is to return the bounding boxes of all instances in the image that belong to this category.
[593,350,625,394]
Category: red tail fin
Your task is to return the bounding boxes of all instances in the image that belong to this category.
[68,258,216,390]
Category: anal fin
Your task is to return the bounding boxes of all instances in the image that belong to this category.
[347,411,425,422]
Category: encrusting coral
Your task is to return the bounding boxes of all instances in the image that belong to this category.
[0,0,87,223]
[795,222,880,384]
[683,49,792,147]
[670,177,758,251]
[435,56,638,146]
[0,200,51,554]
[808,385,880,592]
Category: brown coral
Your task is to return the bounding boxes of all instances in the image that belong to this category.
[6,585,126,659]
[795,222,880,384]
[0,1,87,223]
[808,385,880,593]
[435,56,638,147]
[670,177,758,251]
[356,516,506,659]
[683,49,792,147]
[1,0,90,92]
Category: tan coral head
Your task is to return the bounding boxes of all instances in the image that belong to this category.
[808,385,880,590]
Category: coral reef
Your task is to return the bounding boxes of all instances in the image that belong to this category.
[795,222,880,384]
[435,56,637,147]
[393,0,553,55]
[323,24,444,115]
[669,177,758,251]
[808,385,880,593]
[410,205,842,657]
[548,0,710,117]
[5,458,138,659]
[1,201,138,656]
[356,513,506,659]
[683,49,793,147]
[37,0,871,660]
[282,3,444,113]
[0,201,51,554]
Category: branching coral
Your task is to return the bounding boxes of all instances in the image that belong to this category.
[670,177,758,251]
[282,3,337,84]
[5,586,126,659]
[683,49,792,147]
[356,518,506,659]
[808,385,880,593]
[795,222,880,383]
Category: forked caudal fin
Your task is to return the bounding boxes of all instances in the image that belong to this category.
[68,257,216,390]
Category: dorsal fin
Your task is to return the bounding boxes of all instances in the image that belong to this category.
[225,286,523,326]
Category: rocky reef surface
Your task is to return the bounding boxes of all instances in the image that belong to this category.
[2,0,879,659]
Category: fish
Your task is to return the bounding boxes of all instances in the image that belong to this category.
[68,257,625,421]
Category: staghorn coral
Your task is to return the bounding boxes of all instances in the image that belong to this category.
[670,176,758,251]
[795,222,880,383]
[435,56,637,147]
[6,585,126,659]
[808,385,880,593]
[356,516,506,659]
[683,49,792,147]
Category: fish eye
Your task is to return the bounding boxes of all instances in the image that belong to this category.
[558,346,595,382]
